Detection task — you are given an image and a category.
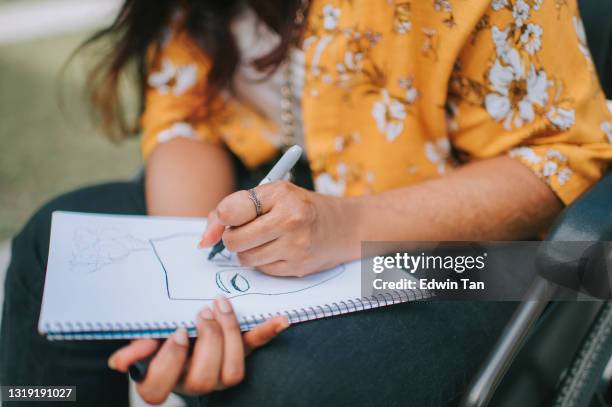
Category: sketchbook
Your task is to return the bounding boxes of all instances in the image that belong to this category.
[39,212,429,340]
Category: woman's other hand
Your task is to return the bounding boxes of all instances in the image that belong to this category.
[199,181,361,276]
[107,297,289,405]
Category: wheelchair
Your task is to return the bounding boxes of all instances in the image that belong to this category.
[461,2,612,405]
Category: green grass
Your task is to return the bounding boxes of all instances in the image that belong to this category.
[0,32,141,240]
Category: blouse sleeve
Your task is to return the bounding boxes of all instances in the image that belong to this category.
[140,27,222,160]
[140,26,279,167]
[448,0,612,205]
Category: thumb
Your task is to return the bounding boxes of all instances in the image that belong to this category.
[243,316,290,355]
[199,210,225,248]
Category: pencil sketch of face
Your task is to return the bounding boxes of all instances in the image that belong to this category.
[70,227,149,273]
[149,234,346,300]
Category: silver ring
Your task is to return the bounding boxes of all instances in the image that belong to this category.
[248,188,262,217]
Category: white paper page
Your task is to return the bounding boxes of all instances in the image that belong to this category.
[39,212,367,336]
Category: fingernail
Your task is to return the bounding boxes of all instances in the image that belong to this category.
[274,319,291,334]
[199,307,214,320]
[216,296,232,314]
[173,328,189,347]
[107,355,117,370]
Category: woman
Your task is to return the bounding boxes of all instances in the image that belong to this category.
[2,0,611,405]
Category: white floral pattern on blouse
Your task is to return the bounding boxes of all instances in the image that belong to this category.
[424,138,452,175]
[572,16,591,61]
[481,7,576,132]
[314,171,346,196]
[393,3,412,34]
[510,147,572,186]
[148,58,197,96]
[157,122,199,143]
[485,45,549,130]
[322,5,341,30]
[602,122,612,144]
[547,107,576,131]
[520,23,542,55]
[372,89,407,142]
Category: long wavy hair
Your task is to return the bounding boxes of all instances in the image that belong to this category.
[78,0,305,140]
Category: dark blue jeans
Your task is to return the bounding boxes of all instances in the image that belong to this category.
[0,181,516,407]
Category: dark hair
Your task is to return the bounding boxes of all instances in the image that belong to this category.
[79,0,305,140]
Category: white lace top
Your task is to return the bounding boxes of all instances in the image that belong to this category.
[230,6,305,151]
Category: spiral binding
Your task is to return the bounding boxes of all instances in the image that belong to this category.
[238,289,430,331]
[43,289,430,340]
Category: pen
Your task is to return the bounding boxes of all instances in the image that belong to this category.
[129,338,197,383]
[128,358,151,383]
[207,145,303,260]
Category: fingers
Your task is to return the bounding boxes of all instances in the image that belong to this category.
[199,183,279,249]
[181,307,223,394]
[213,297,245,387]
[243,316,290,354]
[256,260,294,276]
[108,339,160,373]
[214,182,284,227]
[217,190,260,226]
[222,214,283,253]
[236,238,283,268]
[128,304,289,401]
[136,328,190,405]
[199,210,225,248]
[180,298,286,395]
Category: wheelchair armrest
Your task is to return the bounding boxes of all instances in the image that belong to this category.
[537,171,612,298]
[546,171,612,242]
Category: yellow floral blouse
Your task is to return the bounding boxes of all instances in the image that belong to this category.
[140,0,612,204]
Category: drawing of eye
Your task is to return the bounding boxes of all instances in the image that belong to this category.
[230,273,250,292]
[216,271,250,294]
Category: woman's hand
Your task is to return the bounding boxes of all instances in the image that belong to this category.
[199,181,361,276]
[107,297,289,405]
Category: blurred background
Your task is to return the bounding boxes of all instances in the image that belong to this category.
[0,1,183,405]
[0,0,140,242]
